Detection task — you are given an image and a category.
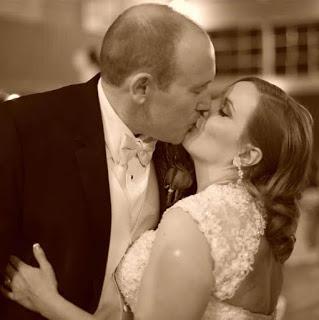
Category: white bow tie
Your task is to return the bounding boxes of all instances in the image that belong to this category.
[119,133,157,167]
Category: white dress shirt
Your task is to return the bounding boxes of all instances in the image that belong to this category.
[95,78,160,319]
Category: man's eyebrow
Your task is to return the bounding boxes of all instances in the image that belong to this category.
[212,88,227,99]
[193,80,212,90]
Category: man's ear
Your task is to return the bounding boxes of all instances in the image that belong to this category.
[239,143,263,167]
[129,73,153,104]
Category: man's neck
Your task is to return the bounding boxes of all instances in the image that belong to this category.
[101,79,145,136]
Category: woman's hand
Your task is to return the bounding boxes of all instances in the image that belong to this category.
[1,243,59,316]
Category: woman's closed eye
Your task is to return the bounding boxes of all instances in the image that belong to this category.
[218,99,232,117]
[218,107,228,117]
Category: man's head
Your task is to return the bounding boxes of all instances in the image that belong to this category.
[100,4,216,143]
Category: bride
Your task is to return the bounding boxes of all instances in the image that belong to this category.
[1,77,313,320]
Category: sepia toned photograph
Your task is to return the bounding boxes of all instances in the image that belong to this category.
[0,1,318,319]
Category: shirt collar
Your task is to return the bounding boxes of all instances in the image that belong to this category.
[97,78,136,164]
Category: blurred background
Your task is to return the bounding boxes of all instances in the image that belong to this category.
[0,0,318,319]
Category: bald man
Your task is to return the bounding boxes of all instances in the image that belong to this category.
[0,4,215,320]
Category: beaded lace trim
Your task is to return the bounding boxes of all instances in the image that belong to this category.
[116,183,267,315]
[171,183,266,300]
[202,296,276,320]
[116,230,156,313]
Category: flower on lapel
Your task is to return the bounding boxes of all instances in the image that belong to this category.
[164,164,193,207]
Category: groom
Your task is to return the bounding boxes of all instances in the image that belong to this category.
[0,3,215,320]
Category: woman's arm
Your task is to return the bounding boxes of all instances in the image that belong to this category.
[135,207,214,320]
[33,294,96,320]
[1,244,100,320]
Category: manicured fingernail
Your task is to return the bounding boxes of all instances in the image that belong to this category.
[33,243,40,250]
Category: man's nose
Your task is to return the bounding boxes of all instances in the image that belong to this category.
[199,96,212,112]
[196,102,210,112]
[198,97,219,119]
[197,87,214,111]
[209,97,220,115]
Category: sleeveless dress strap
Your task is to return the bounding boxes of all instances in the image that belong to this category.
[170,183,266,300]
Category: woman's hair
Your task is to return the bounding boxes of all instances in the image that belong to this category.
[237,77,313,263]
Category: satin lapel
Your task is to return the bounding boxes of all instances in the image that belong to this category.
[72,75,111,308]
[75,142,110,247]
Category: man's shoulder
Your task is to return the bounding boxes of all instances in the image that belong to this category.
[9,76,98,107]
[0,77,99,133]
[1,75,100,122]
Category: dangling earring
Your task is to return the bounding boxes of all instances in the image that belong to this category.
[232,156,243,184]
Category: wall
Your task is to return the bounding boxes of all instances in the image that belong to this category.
[0,0,103,93]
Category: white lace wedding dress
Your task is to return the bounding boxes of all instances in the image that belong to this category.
[115,183,276,320]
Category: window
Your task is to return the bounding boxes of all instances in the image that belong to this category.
[274,22,319,75]
[208,28,262,76]
[208,21,319,78]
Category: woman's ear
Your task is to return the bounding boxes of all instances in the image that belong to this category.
[129,73,153,104]
[239,144,263,167]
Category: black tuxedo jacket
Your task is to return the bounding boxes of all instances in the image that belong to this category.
[0,75,171,319]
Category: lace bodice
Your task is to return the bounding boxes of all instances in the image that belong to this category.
[115,183,276,320]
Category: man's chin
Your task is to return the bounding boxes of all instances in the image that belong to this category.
[178,128,196,146]
[159,135,184,145]
[156,132,187,145]
[166,140,182,146]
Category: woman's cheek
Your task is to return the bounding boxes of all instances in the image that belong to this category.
[208,122,238,148]
[205,121,224,138]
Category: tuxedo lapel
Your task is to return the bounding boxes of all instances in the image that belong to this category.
[74,142,110,247]
[72,75,111,308]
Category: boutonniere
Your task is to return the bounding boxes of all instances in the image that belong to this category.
[164,163,193,207]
